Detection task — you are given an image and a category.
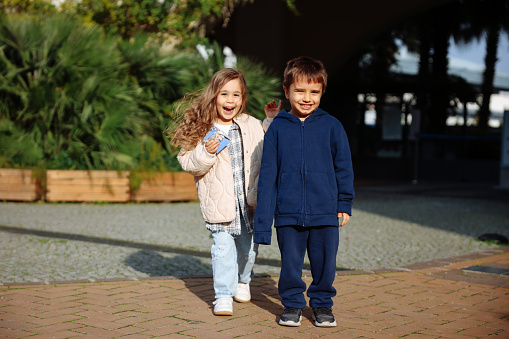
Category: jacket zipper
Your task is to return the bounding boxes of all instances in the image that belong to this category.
[301,120,305,226]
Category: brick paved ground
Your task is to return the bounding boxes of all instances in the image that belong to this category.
[1,248,508,338]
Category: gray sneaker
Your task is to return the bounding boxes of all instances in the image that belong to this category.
[312,307,337,327]
[279,307,302,326]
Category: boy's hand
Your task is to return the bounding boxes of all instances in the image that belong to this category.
[205,139,220,154]
[338,212,350,227]
[265,100,281,119]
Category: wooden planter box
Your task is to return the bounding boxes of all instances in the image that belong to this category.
[46,170,130,202]
[0,169,42,201]
[131,172,198,202]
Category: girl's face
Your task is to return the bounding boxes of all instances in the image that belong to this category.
[215,78,243,125]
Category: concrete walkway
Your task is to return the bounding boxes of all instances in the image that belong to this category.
[1,181,508,284]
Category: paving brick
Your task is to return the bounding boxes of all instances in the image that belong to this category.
[28,314,85,326]
[29,322,85,334]
[71,325,122,337]
[379,322,434,337]
[73,317,127,330]
[179,327,237,338]
[0,327,37,338]
[111,325,148,336]
[1,251,508,338]
[0,307,37,318]
[337,327,395,338]
[30,331,86,338]
[34,301,85,312]
[458,325,505,337]
[0,319,39,333]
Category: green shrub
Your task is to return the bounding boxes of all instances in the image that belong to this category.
[0,13,282,172]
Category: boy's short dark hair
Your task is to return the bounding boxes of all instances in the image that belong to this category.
[283,56,328,93]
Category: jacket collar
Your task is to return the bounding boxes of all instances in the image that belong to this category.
[233,113,248,123]
[275,108,328,123]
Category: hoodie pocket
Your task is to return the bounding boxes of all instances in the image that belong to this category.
[305,172,335,215]
[277,172,302,214]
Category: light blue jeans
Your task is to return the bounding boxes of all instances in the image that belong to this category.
[210,218,258,299]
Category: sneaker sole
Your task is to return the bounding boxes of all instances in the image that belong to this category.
[234,296,250,303]
[314,320,337,327]
[279,316,302,327]
[214,310,233,316]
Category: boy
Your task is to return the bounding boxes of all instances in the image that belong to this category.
[254,56,354,327]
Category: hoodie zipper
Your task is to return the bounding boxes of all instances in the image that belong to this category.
[301,120,305,226]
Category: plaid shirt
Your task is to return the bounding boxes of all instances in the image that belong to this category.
[206,123,255,235]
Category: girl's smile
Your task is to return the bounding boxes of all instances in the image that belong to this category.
[216,79,243,125]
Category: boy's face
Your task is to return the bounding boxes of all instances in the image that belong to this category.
[284,78,323,120]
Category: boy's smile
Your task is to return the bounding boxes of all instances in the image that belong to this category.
[216,78,243,125]
[284,78,323,120]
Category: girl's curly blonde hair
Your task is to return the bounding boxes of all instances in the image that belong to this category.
[170,68,248,152]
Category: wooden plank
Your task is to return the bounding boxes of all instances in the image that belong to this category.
[0,170,38,183]
[0,169,36,177]
[136,172,195,186]
[172,172,196,185]
[0,191,39,201]
[46,178,129,186]
[0,169,41,201]
[0,184,39,192]
[134,194,198,201]
[133,188,191,196]
[0,177,38,184]
[46,186,129,194]
[46,170,129,179]
[46,191,130,202]
[132,191,197,202]
[132,172,198,202]
[45,169,130,202]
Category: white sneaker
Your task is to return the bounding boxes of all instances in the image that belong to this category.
[234,283,251,303]
[213,297,233,316]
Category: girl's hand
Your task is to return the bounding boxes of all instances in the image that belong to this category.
[338,212,350,227]
[205,139,220,154]
[265,100,281,119]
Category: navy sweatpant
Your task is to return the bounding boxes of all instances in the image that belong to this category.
[276,225,339,309]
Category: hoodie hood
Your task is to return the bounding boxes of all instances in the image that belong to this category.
[275,108,329,123]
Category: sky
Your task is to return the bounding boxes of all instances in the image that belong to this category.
[449,32,509,75]
[393,33,509,91]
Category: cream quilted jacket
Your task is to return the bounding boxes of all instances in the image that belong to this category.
[177,114,270,224]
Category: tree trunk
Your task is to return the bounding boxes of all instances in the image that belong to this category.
[429,10,450,135]
[478,24,500,130]
[417,29,431,133]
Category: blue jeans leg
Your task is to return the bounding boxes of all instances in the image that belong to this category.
[211,216,258,299]
[236,219,259,284]
[211,231,237,299]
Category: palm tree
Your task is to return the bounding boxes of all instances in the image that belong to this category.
[458,0,509,130]
[0,14,152,170]
[0,14,282,171]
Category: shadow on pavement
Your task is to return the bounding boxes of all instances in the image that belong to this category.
[352,182,509,239]
[124,250,212,277]
[250,277,281,321]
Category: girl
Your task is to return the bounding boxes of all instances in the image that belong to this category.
[171,68,277,316]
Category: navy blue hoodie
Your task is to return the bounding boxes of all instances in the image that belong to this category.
[254,108,354,245]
